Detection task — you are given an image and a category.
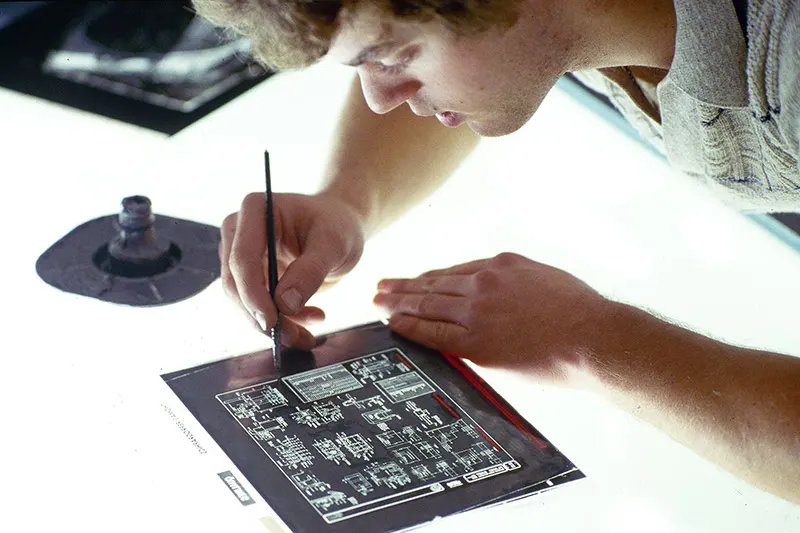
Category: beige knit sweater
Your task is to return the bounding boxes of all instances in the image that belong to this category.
[575,0,800,213]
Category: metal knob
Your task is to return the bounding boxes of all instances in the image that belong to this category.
[106,195,174,277]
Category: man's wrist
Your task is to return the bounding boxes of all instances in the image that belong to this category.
[570,299,649,393]
[316,185,376,233]
[317,181,379,237]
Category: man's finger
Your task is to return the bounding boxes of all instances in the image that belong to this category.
[374,292,466,323]
[229,192,277,328]
[388,314,468,354]
[419,257,492,278]
[377,275,470,296]
[277,254,341,295]
[219,212,239,300]
[276,228,348,315]
[279,318,317,351]
[291,306,326,325]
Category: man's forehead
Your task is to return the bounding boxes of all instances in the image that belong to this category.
[327,6,409,64]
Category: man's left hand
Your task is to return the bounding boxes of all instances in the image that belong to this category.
[374,252,610,384]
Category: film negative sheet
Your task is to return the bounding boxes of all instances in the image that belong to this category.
[163,322,584,532]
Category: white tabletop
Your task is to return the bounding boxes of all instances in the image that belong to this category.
[1,62,799,533]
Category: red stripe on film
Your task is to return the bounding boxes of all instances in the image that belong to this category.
[431,392,460,419]
[442,353,547,449]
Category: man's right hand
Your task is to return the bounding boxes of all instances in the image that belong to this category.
[219,192,366,349]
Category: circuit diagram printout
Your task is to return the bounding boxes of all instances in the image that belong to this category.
[217,349,522,524]
[163,323,584,532]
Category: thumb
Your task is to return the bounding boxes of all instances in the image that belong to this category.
[276,228,356,315]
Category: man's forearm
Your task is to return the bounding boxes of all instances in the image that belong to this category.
[578,302,800,503]
[319,75,480,236]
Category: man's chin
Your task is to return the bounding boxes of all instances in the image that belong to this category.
[466,117,526,137]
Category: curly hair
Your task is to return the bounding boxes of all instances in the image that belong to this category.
[193,0,520,70]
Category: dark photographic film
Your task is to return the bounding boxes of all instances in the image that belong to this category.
[163,323,584,533]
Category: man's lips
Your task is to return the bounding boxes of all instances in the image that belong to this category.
[408,105,465,127]
[435,111,464,127]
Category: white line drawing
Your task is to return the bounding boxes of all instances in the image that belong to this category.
[215,347,521,524]
[376,372,435,403]
[283,364,364,403]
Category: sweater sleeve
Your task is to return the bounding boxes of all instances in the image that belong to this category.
[777,0,800,169]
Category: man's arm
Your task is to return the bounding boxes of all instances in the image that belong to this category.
[319,75,480,236]
[217,73,478,345]
[583,302,800,503]
[374,253,800,503]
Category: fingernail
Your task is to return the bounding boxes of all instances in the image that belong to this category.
[253,310,267,332]
[373,293,389,309]
[281,288,303,314]
[377,279,395,292]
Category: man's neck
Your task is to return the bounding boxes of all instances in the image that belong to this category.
[570,0,677,71]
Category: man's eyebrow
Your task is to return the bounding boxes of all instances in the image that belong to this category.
[345,41,401,67]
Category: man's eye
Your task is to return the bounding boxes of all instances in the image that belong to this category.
[376,61,409,75]
[373,49,417,75]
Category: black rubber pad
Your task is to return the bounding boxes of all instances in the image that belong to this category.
[36,213,220,306]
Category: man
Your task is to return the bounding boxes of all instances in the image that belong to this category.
[194,0,800,503]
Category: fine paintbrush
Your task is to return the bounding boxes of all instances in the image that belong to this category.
[264,150,282,371]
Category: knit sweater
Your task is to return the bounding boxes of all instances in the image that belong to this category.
[574,0,800,212]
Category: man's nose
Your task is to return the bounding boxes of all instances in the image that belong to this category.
[358,73,422,114]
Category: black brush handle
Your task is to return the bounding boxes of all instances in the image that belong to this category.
[264,150,282,371]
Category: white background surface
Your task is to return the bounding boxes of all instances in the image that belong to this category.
[1,61,799,532]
